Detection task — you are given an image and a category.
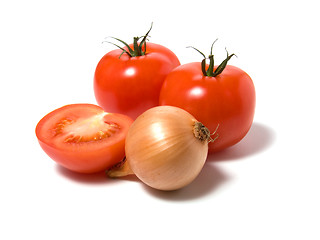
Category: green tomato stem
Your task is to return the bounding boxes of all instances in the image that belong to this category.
[206,55,215,77]
[188,40,236,77]
[105,23,153,58]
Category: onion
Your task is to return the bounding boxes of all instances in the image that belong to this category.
[107,106,212,191]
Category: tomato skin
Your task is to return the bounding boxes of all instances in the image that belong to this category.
[94,42,180,119]
[36,104,133,173]
[159,63,256,153]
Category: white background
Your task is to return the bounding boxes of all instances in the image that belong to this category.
[1,0,319,239]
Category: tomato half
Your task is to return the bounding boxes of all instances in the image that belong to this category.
[159,63,256,153]
[35,104,133,173]
[94,42,180,119]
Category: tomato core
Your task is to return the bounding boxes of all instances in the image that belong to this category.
[54,113,119,143]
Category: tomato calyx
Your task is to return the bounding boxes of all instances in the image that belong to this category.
[105,23,153,58]
[187,39,236,77]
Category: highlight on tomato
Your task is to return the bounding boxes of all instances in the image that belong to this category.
[94,23,180,119]
[159,40,256,153]
[35,104,133,173]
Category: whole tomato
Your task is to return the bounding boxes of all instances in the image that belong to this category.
[159,44,256,153]
[94,24,180,119]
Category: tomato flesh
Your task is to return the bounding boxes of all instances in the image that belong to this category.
[36,104,133,173]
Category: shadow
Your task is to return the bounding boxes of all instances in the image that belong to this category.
[55,165,110,184]
[55,162,229,200]
[208,122,275,162]
[55,165,140,185]
[143,163,230,201]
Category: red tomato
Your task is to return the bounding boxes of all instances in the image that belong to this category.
[159,63,256,153]
[94,42,180,119]
[35,104,133,173]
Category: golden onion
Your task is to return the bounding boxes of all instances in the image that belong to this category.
[108,106,212,191]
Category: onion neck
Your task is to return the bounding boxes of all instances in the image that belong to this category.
[193,122,211,142]
[106,157,134,178]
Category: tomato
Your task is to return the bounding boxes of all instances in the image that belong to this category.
[35,104,133,173]
[94,37,180,119]
[159,56,256,153]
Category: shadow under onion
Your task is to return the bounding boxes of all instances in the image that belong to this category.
[143,162,230,201]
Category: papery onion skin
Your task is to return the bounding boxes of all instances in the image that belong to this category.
[125,106,210,191]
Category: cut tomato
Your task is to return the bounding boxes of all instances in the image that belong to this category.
[35,104,133,173]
